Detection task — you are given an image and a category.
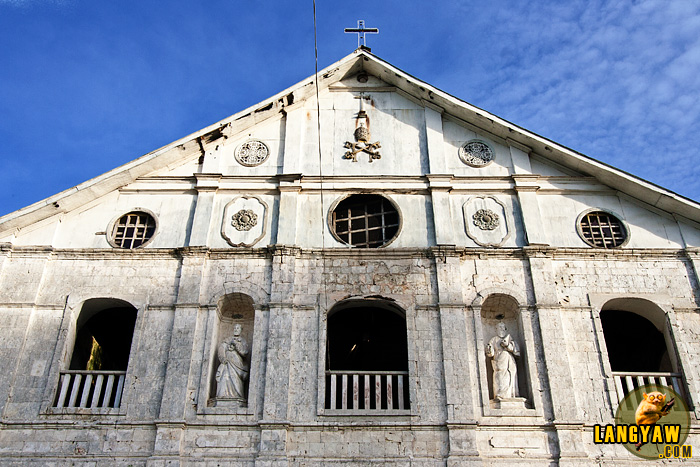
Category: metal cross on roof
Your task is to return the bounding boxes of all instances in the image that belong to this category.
[344,20,379,49]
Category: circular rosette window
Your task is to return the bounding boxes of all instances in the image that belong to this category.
[330,194,401,248]
[235,140,269,167]
[458,140,494,167]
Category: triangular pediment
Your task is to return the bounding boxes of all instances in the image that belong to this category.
[2,48,700,242]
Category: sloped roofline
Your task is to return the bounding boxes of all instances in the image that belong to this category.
[2,48,699,236]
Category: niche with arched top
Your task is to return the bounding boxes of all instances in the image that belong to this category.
[480,294,529,403]
[208,293,255,408]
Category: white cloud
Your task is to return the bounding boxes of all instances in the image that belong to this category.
[449,0,700,199]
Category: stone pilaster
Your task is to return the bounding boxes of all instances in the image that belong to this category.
[523,246,587,461]
[152,248,208,460]
[281,110,304,174]
[188,173,221,246]
[508,141,548,246]
[678,249,700,418]
[432,246,480,463]
[286,305,319,422]
[257,245,299,466]
[0,242,9,282]
[276,175,301,245]
[428,176,455,246]
[424,104,447,174]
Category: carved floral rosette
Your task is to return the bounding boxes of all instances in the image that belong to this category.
[473,209,500,230]
[221,196,267,247]
[231,209,258,231]
[463,196,511,247]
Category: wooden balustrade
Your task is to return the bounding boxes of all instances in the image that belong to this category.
[326,371,409,412]
[54,370,126,409]
[612,371,686,409]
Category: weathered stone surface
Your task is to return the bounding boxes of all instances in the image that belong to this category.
[0,50,699,466]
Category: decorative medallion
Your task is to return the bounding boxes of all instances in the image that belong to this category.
[459,140,494,167]
[463,196,512,247]
[221,196,268,247]
[472,209,500,230]
[235,140,269,167]
[231,209,258,231]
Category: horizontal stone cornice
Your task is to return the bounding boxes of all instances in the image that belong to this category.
[0,245,692,262]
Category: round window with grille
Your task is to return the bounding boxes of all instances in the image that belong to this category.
[577,210,628,248]
[108,211,157,249]
[330,194,401,248]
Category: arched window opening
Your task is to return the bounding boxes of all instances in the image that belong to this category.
[599,299,686,405]
[54,298,137,409]
[325,302,410,412]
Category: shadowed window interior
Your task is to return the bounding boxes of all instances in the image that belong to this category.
[325,304,410,410]
[70,306,137,371]
[600,309,670,372]
[332,195,399,248]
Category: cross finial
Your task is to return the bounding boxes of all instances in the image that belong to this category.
[344,20,379,49]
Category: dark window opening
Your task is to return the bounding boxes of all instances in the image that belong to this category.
[332,195,400,248]
[327,306,408,372]
[600,310,670,372]
[70,306,137,371]
[325,305,410,411]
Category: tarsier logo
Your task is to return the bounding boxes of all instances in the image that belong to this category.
[593,385,691,459]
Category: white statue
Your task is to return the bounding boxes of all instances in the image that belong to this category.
[486,322,520,400]
[215,324,249,405]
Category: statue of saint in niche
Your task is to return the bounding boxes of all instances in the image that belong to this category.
[215,323,249,406]
[486,322,520,400]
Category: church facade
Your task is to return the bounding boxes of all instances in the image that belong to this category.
[0,49,699,465]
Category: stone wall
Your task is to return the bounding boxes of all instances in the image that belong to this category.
[0,244,698,465]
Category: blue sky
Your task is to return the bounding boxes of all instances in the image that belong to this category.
[2,0,700,216]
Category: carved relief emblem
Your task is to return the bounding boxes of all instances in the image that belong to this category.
[463,196,511,247]
[231,209,258,231]
[459,140,494,167]
[343,95,381,163]
[221,196,267,247]
[473,209,500,230]
[343,125,381,162]
[235,140,269,167]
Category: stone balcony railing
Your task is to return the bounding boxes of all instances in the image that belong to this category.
[325,370,410,414]
[612,371,687,409]
[54,370,126,409]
